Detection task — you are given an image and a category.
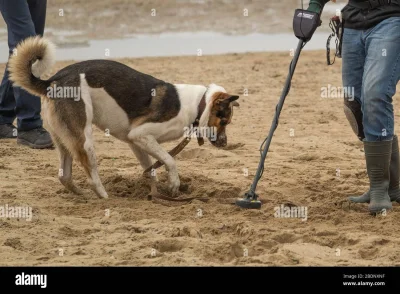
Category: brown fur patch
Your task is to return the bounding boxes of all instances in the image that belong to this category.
[148,84,180,122]
[130,115,152,128]
[206,91,237,147]
[44,97,87,161]
[150,85,167,110]
[76,149,92,178]
[208,92,234,130]
[130,84,179,127]
[44,97,94,184]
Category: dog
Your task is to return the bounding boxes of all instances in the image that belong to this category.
[8,36,240,199]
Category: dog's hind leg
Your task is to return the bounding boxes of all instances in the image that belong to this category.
[129,143,158,196]
[77,73,108,199]
[55,139,83,195]
[75,142,108,199]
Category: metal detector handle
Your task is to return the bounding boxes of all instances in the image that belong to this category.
[247,39,305,197]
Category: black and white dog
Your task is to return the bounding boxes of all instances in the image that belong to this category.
[8,37,240,199]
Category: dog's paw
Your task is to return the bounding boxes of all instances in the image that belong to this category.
[168,173,180,196]
[94,188,109,199]
[70,185,83,195]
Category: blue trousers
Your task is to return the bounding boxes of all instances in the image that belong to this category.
[0,0,47,131]
[342,17,400,141]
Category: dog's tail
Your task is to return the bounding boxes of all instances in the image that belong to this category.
[8,36,56,97]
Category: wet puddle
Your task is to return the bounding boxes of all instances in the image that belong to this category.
[0,31,331,63]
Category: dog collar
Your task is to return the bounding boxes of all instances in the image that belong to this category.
[143,87,208,175]
[192,87,208,146]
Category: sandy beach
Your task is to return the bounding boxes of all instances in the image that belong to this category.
[0,0,399,266]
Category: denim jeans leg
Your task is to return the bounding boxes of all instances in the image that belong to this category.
[342,28,365,106]
[362,17,400,141]
[0,0,46,131]
[341,27,365,139]
[0,64,15,125]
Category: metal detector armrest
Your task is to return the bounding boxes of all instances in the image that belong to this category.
[293,9,321,42]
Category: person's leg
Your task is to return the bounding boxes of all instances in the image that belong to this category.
[0,0,37,130]
[8,0,45,131]
[362,18,400,142]
[28,0,46,36]
[346,17,400,205]
[0,54,17,138]
[341,27,371,201]
[360,17,400,212]
[0,25,16,126]
[0,0,26,138]
[341,27,365,141]
[0,0,52,147]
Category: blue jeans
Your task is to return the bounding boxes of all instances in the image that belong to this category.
[342,17,400,141]
[0,0,47,131]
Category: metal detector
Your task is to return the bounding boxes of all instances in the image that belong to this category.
[236,9,321,209]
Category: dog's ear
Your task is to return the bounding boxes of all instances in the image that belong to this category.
[218,94,239,106]
[228,95,239,102]
[227,95,239,107]
[215,93,239,107]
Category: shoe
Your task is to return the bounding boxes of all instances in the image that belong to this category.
[0,123,17,139]
[17,127,54,149]
[348,135,400,204]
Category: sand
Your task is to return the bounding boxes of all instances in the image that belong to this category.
[0,0,399,266]
[1,49,399,266]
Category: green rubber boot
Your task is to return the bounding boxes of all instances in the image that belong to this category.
[362,140,393,213]
[348,135,400,204]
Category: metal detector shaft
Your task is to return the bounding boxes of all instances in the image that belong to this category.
[249,39,305,196]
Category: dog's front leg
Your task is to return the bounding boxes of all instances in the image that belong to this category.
[129,135,180,195]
